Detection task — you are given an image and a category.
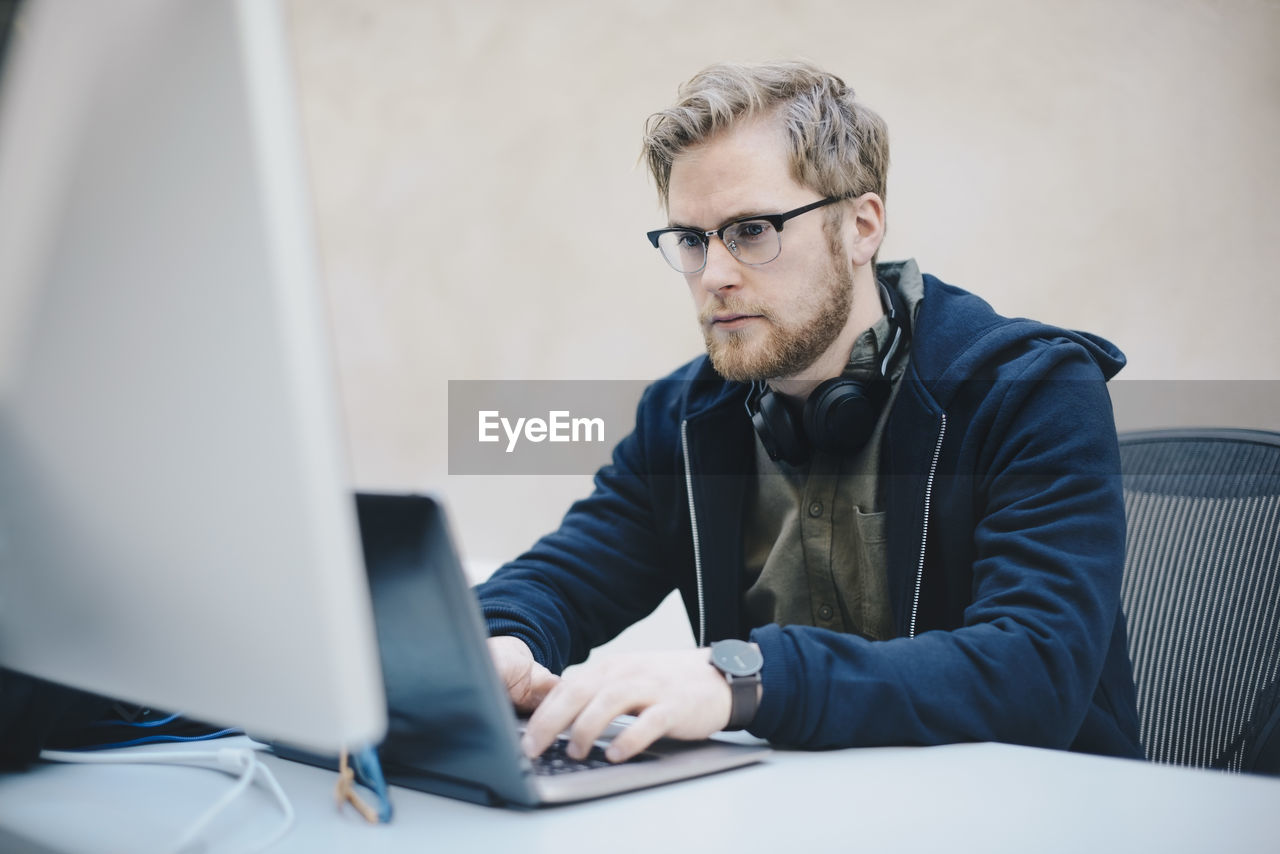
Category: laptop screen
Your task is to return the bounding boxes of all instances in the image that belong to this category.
[353,493,535,805]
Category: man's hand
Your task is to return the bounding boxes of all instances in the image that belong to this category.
[486,636,560,714]
[520,648,735,764]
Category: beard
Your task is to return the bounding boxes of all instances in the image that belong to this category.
[699,251,854,383]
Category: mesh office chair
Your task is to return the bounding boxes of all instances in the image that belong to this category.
[1118,428,1280,774]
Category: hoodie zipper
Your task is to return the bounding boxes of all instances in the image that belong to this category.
[909,413,946,639]
[680,419,707,648]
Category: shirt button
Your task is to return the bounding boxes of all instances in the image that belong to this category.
[808,501,824,518]
[818,604,834,620]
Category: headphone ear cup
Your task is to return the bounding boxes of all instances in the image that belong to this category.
[750,386,809,465]
[803,377,885,456]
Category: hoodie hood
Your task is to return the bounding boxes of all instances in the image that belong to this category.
[876,261,1126,411]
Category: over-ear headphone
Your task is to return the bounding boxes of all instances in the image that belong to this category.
[746,280,909,466]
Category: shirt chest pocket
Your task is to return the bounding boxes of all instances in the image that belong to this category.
[830,508,894,640]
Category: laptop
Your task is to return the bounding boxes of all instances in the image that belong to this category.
[271,492,769,807]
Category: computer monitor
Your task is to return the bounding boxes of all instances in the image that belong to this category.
[0,0,386,752]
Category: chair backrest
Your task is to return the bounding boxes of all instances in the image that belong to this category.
[1119,428,1280,773]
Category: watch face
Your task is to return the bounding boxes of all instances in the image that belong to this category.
[711,639,762,677]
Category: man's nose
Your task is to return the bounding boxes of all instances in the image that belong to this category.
[698,234,741,293]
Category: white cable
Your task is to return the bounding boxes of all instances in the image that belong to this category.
[241,760,294,852]
[40,746,295,853]
[40,748,227,766]
[169,749,257,853]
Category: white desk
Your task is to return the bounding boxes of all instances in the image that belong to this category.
[1,737,1277,853]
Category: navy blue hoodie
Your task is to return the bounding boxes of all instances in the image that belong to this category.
[477,264,1144,758]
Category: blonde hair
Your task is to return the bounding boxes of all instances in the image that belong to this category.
[642,60,890,210]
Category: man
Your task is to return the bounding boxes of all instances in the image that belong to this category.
[474,60,1143,765]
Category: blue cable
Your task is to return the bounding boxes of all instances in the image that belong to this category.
[65,728,244,751]
[351,746,393,822]
[88,712,184,729]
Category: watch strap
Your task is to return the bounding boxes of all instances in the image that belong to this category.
[725,672,760,731]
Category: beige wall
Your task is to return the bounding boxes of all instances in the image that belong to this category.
[285,0,1280,574]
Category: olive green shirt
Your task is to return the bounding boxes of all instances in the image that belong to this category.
[741,261,925,639]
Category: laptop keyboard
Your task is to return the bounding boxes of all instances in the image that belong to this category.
[531,739,656,776]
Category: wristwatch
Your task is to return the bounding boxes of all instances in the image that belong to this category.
[709,639,763,731]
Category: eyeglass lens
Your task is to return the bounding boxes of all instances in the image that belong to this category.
[657,219,780,273]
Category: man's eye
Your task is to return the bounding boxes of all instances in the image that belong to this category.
[731,221,773,242]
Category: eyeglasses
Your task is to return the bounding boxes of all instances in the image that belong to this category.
[646,196,846,274]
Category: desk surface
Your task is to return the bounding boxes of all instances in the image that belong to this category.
[2,737,1277,854]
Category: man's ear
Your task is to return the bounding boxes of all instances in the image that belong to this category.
[845,192,885,267]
